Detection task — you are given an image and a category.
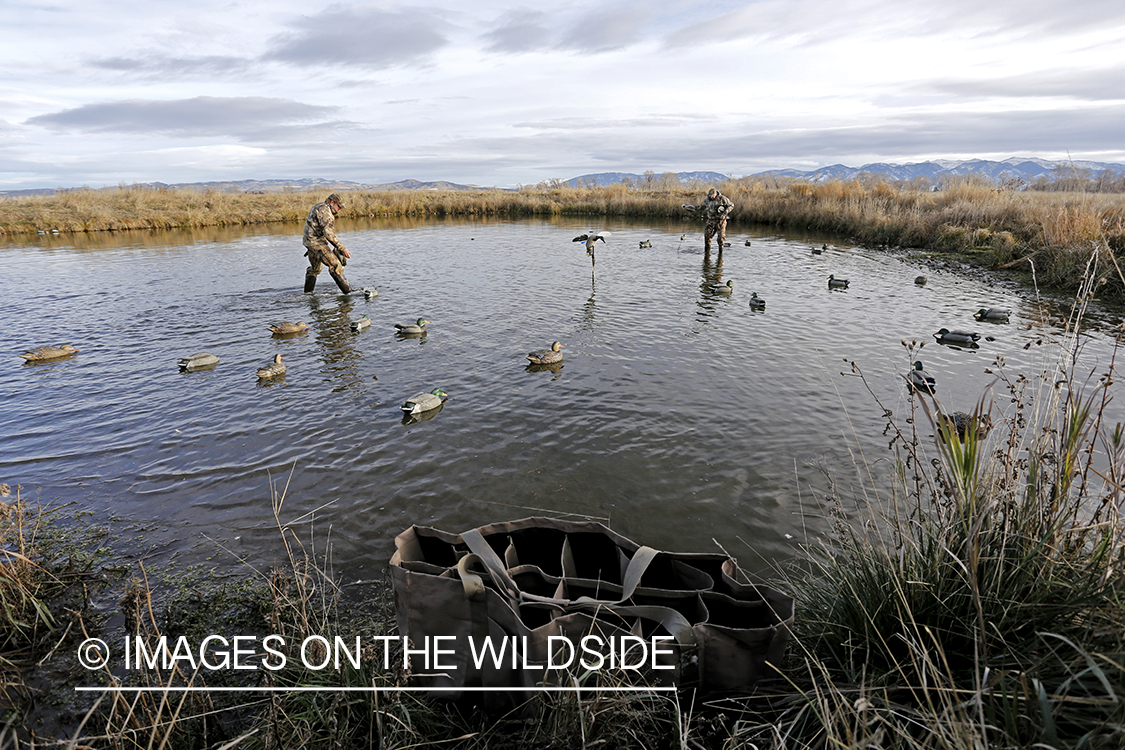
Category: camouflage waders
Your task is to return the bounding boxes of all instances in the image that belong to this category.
[303,242,352,294]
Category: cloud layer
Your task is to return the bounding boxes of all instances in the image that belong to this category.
[2,0,1124,189]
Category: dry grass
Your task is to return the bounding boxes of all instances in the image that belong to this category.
[5,179,1125,298]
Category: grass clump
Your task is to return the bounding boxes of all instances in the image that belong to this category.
[740,257,1125,749]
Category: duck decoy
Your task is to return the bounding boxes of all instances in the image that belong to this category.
[811,246,823,255]
[974,307,1010,322]
[256,353,285,379]
[939,411,991,441]
[402,388,448,414]
[178,352,220,371]
[351,315,371,332]
[573,232,609,255]
[639,240,652,248]
[915,276,927,285]
[748,292,766,310]
[680,234,687,241]
[19,344,78,362]
[744,239,752,246]
[363,288,379,299]
[828,275,849,289]
[267,321,309,335]
[394,318,429,335]
[526,341,563,365]
[934,328,981,346]
[709,279,734,294]
[908,360,936,393]
[822,244,829,251]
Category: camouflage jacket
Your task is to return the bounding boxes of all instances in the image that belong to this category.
[699,193,734,221]
[302,201,343,250]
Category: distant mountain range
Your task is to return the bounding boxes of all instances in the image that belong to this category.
[3,158,1122,197]
[566,159,1125,187]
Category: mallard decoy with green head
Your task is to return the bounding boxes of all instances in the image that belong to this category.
[267,321,308,335]
[934,328,980,345]
[828,275,849,289]
[178,352,219,371]
[351,315,371,332]
[749,292,766,310]
[709,279,734,294]
[256,353,285,379]
[975,307,1010,322]
[908,360,936,392]
[573,232,609,255]
[394,318,429,334]
[363,288,378,299]
[20,344,78,361]
[402,388,448,414]
[527,341,563,365]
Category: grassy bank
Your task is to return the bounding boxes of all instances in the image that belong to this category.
[5,179,1125,299]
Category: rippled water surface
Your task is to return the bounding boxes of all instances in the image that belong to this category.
[2,217,1119,578]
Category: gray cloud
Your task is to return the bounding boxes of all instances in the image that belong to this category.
[482,13,552,53]
[264,7,449,68]
[437,103,1125,173]
[26,97,342,139]
[559,5,650,53]
[89,54,252,78]
[927,67,1125,102]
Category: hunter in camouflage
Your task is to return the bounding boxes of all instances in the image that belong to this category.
[699,188,734,252]
[302,192,353,293]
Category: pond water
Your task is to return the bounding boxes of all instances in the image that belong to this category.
[2,216,1120,580]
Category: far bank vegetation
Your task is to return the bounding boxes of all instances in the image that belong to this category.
[4,170,1125,299]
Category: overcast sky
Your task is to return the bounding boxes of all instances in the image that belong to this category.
[3,1,1124,190]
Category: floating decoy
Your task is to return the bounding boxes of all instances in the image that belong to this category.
[939,411,991,441]
[526,341,564,365]
[267,321,308,335]
[975,307,1011,322]
[934,328,981,345]
[394,318,429,335]
[748,292,766,310]
[639,240,652,248]
[256,353,285,379]
[402,388,448,414]
[811,246,823,255]
[178,352,219,371]
[680,234,687,241]
[915,276,927,285]
[744,239,752,246]
[363,288,379,299]
[351,315,371,332]
[828,275,849,289]
[709,279,734,294]
[19,344,78,362]
[908,360,936,392]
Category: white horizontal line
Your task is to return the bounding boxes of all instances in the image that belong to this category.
[76,686,677,693]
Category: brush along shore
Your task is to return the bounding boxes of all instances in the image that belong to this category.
[4,178,1125,301]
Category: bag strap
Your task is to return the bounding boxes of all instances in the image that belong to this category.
[461,528,522,600]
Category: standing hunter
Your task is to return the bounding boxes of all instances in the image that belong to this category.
[696,188,734,252]
[302,192,354,294]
